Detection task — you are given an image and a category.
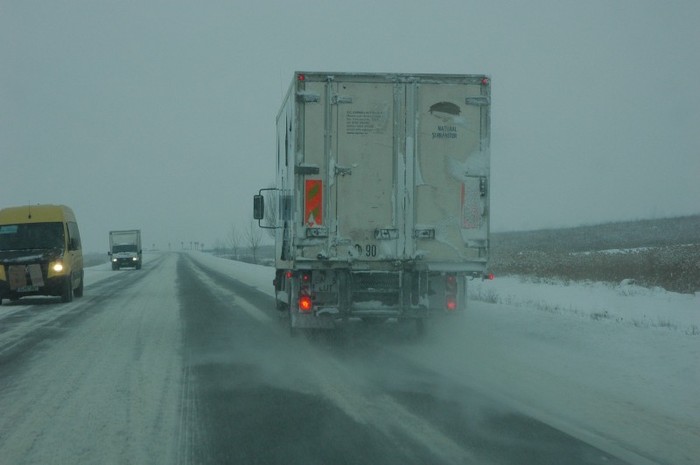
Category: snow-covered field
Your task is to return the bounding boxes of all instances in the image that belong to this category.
[469,275,700,336]
[456,276,698,465]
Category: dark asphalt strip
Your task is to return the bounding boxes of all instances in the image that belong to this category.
[176,255,445,465]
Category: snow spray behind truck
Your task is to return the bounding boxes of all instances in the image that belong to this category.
[108,230,142,270]
[254,72,492,334]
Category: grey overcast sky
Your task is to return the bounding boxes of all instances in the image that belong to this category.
[2,0,699,253]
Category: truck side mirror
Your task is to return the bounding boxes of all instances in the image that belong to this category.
[253,195,264,220]
[108,251,112,256]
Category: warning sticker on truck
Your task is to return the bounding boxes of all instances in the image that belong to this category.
[305,179,323,226]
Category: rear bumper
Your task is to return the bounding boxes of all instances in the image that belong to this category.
[113,258,139,267]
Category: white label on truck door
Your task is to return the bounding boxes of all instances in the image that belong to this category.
[345,110,388,135]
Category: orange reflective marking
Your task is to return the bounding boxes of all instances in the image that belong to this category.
[305,180,323,225]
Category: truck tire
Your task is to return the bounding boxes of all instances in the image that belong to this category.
[276,300,288,312]
[286,290,299,336]
[61,276,73,303]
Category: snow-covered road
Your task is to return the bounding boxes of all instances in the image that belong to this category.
[0,251,696,464]
[0,253,185,465]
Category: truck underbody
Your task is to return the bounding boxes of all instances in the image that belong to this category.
[273,263,482,333]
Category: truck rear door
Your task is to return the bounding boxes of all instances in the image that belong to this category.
[411,79,490,263]
[333,80,400,261]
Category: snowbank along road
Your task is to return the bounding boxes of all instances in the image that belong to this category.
[0,251,695,465]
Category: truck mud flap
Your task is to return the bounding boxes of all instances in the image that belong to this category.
[290,312,336,330]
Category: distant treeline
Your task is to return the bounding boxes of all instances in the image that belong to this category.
[490,215,700,294]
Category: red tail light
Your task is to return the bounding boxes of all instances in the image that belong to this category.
[298,295,313,312]
[445,274,458,311]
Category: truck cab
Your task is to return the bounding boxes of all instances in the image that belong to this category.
[108,230,143,270]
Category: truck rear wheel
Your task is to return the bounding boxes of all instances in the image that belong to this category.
[287,288,299,337]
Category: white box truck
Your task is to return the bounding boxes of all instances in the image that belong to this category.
[108,230,142,270]
[253,72,491,334]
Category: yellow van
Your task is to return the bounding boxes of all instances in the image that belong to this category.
[0,204,84,304]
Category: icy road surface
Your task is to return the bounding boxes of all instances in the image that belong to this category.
[0,252,696,465]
